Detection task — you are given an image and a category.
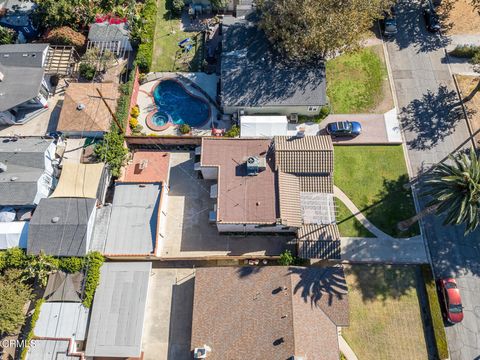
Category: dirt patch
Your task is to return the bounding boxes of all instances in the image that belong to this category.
[370,45,394,114]
[455,74,480,144]
[438,0,480,35]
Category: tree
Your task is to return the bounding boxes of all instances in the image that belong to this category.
[23,252,59,288]
[94,131,128,177]
[0,25,17,45]
[256,0,393,60]
[0,269,32,335]
[399,149,480,234]
[33,0,94,31]
[210,0,228,10]
[44,26,86,50]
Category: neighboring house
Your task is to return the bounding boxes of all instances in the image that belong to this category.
[85,262,151,358]
[0,0,39,42]
[220,14,326,116]
[50,162,110,204]
[56,82,119,137]
[0,44,50,124]
[92,151,170,257]
[200,135,340,259]
[0,137,57,207]
[191,266,349,360]
[87,16,133,58]
[27,197,97,257]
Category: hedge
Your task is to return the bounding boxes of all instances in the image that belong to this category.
[20,298,44,360]
[136,0,158,73]
[421,265,449,360]
[59,257,84,273]
[82,252,105,308]
[449,45,480,59]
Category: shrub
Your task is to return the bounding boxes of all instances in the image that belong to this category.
[20,298,44,360]
[422,265,449,359]
[82,252,105,308]
[179,123,191,134]
[134,124,144,132]
[94,131,128,178]
[0,25,17,45]
[4,248,27,269]
[130,105,140,118]
[44,26,86,50]
[136,0,157,73]
[472,51,480,65]
[129,117,139,129]
[450,45,480,58]
[278,250,295,266]
[59,257,84,273]
[115,73,135,130]
[319,105,330,119]
[172,0,185,14]
[79,62,96,80]
[224,124,240,137]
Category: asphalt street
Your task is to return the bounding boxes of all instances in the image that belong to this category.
[384,0,480,359]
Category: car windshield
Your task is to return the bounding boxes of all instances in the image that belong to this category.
[449,304,463,313]
[445,282,457,289]
[338,122,352,131]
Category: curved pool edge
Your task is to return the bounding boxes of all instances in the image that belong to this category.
[145,78,212,132]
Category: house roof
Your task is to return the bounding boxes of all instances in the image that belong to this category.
[26,339,78,360]
[119,150,170,183]
[200,137,278,224]
[277,172,302,227]
[51,162,105,199]
[44,271,84,302]
[85,262,151,358]
[0,44,47,111]
[220,14,326,108]
[274,135,334,173]
[88,21,130,42]
[297,224,341,259]
[56,82,119,133]
[0,137,52,206]
[103,183,160,255]
[34,302,89,341]
[191,266,349,360]
[27,198,96,256]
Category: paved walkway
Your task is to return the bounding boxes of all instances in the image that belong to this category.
[339,335,359,360]
[334,186,428,264]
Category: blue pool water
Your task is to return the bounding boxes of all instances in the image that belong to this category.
[152,80,210,127]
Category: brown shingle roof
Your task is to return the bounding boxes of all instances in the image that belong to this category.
[57,83,119,133]
[191,266,349,360]
[274,135,334,173]
[200,138,277,224]
[278,172,302,227]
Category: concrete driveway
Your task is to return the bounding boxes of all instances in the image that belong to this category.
[142,267,195,360]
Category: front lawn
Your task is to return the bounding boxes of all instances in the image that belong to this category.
[326,46,390,114]
[151,0,204,72]
[334,145,419,238]
[343,265,429,360]
[335,199,374,238]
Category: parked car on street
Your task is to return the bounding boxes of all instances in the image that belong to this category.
[423,4,441,32]
[382,7,398,37]
[326,121,362,137]
[438,278,464,324]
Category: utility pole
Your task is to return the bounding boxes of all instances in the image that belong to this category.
[96,88,124,134]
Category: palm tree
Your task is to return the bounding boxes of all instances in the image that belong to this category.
[398,149,480,234]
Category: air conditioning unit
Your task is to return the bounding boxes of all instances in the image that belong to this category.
[246,156,266,176]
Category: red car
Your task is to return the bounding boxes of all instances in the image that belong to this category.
[438,278,464,324]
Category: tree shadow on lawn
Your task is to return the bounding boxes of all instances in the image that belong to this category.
[400,85,475,151]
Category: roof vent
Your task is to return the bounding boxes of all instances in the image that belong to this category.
[139,159,148,170]
[0,162,6,172]
[77,103,86,111]
[193,345,211,359]
[51,216,60,223]
[10,176,18,181]
[246,156,266,176]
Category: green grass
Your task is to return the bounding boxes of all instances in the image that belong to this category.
[422,265,449,360]
[334,145,419,238]
[336,199,375,237]
[151,0,204,72]
[343,265,429,360]
[326,47,386,113]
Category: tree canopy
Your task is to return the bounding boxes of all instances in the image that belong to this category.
[256,0,393,60]
[0,269,32,335]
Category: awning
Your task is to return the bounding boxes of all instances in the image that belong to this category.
[51,162,105,199]
[0,221,28,249]
[240,115,288,138]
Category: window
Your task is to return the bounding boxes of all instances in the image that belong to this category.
[308,106,319,112]
[3,54,9,58]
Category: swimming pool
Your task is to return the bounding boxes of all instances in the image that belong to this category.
[148,79,210,129]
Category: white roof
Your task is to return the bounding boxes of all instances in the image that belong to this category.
[240,115,288,138]
[0,221,28,249]
[34,302,89,341]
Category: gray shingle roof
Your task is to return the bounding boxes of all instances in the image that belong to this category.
[88,22,130,42]
[27,198,96,256]
[103,183,160,255]
[0,43,48,67]
[85,262,151,358]
[0,138,52,206]
[220,14,326,108]
[26,339,78,360]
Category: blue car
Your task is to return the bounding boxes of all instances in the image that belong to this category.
[326,121,362,137]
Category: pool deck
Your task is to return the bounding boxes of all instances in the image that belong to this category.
[138,72,227,136]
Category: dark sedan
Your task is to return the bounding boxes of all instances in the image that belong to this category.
[326,121,362,137]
